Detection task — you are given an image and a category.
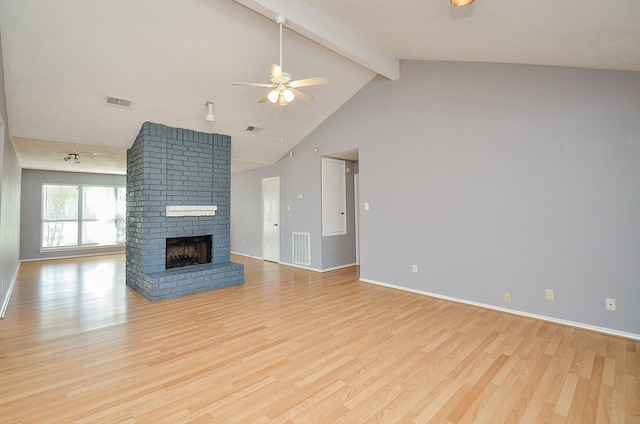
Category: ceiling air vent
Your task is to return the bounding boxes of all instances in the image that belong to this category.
[104,95,133,109]
[246,125,262,132]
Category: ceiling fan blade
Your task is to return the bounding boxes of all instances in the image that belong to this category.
[288,76,327,88]
[258,94,269,103]
[269,64,283,81]
[232,82,273,88]
[289,88,313,102]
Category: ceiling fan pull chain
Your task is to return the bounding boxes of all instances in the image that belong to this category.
[274,104,278,142]
[275,104,284,142]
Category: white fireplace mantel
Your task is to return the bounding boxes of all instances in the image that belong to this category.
[166,205,217,217]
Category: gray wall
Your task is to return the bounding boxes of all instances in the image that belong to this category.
[232,60,640,336]
[231,169,265,259]
[20,169,126,261]
[0,30,22,316]
[231,152,357,270]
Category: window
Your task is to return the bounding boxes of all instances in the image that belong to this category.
[42,184,126,249]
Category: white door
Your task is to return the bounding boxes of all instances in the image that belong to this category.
[322,158,347,236]
[262,177,280,262]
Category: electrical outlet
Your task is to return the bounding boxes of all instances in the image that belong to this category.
[242,240,246,246]
[504,292,512,303]
[606,298,616,311]
[545,289,554,300]
[412,265,418,273]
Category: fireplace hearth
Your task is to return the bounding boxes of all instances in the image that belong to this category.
[166,235,212,269]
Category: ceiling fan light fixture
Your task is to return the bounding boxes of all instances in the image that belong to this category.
[277,94,289,107]
[451,0,474,6]
[232,14,326,108]
[267,89,279,103]
[283,89,295,103]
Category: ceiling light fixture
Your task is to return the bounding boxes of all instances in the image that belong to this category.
[267,82,296,105]
[64,153,80,164]
[451,0,474,6]
[205,101,215,122]
[267,88,280,103]
[282,88,295,103]
[232,15,326,108]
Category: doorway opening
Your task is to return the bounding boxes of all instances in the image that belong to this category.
[323,148,360,268]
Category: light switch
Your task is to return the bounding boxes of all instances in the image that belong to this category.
[364,202,370,211]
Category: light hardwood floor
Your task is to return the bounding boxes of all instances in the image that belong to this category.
[1,254,638,423]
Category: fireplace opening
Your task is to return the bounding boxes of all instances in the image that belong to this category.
[165,235,212,269]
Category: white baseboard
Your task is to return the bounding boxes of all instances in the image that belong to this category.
[320,262,357,272]
[0,263,20,318]
[277,261,318,272]
[359,277,640,341]
[231,252,357,274]
[278,261,357,273]
[22,250,125,262]
[230,251,263,260]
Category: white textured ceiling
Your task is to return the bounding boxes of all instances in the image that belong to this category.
[305,0,640,71]
[1,0,638,175]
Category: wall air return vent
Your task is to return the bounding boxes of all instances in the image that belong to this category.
[104,95,133,109]
[292,232,311,266]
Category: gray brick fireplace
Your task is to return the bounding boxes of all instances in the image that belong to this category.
[126,122,244,301]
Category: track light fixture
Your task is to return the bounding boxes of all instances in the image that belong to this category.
[64,153,80,164]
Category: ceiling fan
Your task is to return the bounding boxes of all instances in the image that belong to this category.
[233,15,327,107]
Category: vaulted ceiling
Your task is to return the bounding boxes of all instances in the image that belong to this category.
[1,0,638,175]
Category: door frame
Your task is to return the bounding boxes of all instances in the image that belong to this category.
[354,173,360,266]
